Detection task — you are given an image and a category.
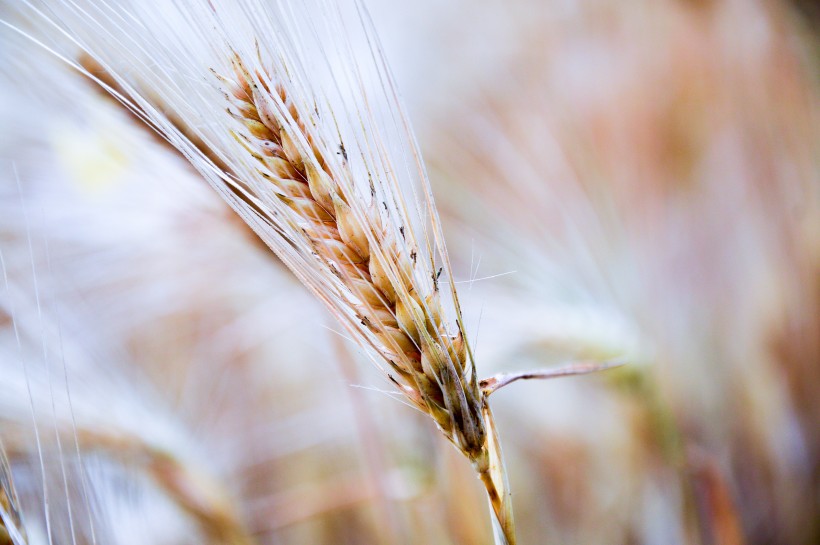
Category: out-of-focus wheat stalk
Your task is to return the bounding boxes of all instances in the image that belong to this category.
[0,280,255,544]
[0,38,266,543]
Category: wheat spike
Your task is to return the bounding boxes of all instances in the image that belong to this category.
[223,56,515,540]
[219,54,516,541]
[224,57,486,460]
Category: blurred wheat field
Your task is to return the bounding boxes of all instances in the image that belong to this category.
[0,1,818,544]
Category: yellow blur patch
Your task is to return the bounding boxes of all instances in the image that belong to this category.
[51,112,130,194]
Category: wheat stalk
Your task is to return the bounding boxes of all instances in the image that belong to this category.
[0,300,254,545]
[225,57,483,454]
[220,56,515,542]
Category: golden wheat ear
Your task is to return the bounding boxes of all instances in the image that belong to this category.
[218,49,516,539]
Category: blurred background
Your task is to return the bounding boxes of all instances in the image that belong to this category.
[0,0,818,544]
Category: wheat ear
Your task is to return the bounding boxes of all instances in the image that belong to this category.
[222,57,515,543]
